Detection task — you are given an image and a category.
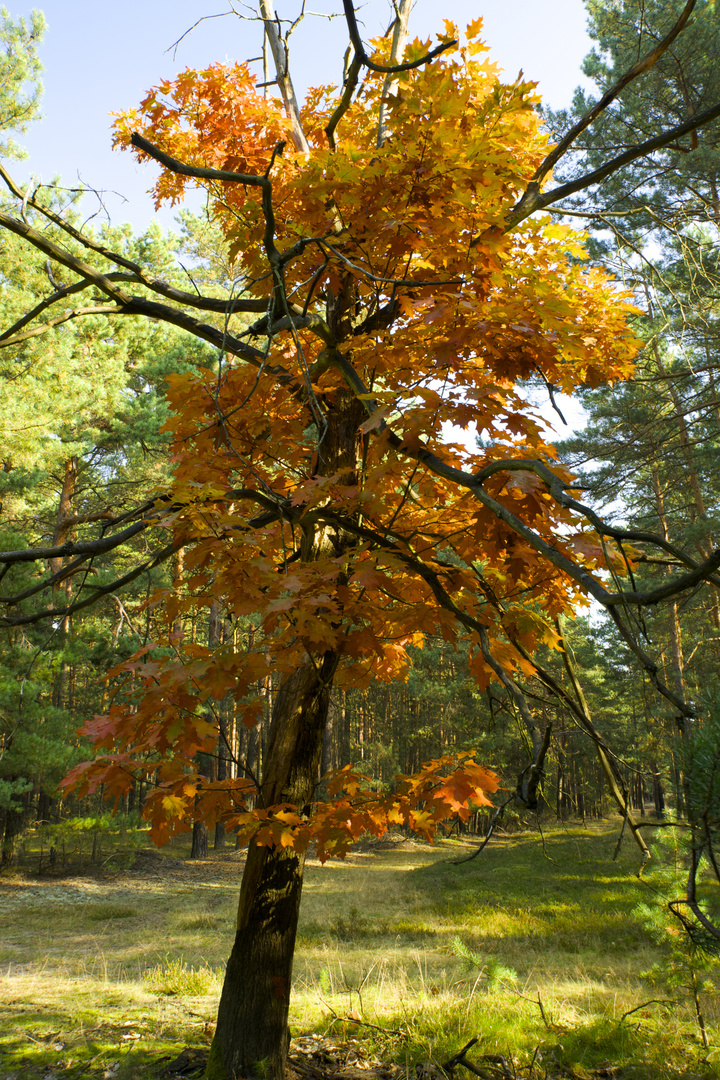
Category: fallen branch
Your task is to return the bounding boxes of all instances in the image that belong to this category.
[619,998,674,1022]
[337,1014,408,1037]
[443,1038,480,1073]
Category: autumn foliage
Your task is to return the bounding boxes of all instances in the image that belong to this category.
[65,21,638,852]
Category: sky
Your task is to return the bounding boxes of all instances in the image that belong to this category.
[8,0,595,233]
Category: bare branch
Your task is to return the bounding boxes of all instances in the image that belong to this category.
[0,541,181,628]
[0,274,128,343]
[0,162,272,316]
[130,132,269,187]
[257,0,310,153]
[0,519,149,565]
[131,132,283,267]
[2,550,100,607]
[342,0,455,75]
[0,207,279,369]
[531,0,697,190]
[325,50,363,150]
[507,98,720,228]
[0,303,126,347]
[377,0,412,149]
[165,10,231,60]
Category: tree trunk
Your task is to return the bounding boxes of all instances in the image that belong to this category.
[206,651,338,1080]
[651,762,666,818]
[206,304,362,1076]
[1,800,21,866]
[37,789,53,825]
[191,751,214,860]
[321,695,335,777]
[191,821,208,859]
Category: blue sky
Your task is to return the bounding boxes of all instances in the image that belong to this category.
[9,0,595,232]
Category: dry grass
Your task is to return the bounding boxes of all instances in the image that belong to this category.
[0,823,719,1078]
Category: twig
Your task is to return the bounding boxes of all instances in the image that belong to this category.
[536,991,552,1031]
[338,1014,408,1037]
[619,998,674,1021]
[513,989,556,1032]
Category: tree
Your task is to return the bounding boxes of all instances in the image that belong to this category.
[546,0,720,227]
[3,4,720,1078]
[545,0,720,973]
[0,5,44,162]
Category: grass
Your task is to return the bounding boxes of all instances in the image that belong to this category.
[0,822,719,1078]
[143,957,215,996]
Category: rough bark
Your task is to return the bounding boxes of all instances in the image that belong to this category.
[206,651,338,1080]
[190,820,208,859]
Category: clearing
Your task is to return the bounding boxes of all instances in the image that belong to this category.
[0,823,717,1079]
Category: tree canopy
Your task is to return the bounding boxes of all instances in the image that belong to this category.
[3,3,720,1078]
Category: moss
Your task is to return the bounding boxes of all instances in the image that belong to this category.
[204,1036,228,1080]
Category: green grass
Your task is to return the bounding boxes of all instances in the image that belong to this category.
[144,957,216,996]
[1,823,719,1078]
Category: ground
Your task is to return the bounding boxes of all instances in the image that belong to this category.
[0,824,718,1079]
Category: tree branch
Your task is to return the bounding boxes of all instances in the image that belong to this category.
[342,0,455,75]
[507,97,720,228]
[530,0,697,190]
[328,351,720,608]
[325,50,363,150]
[0,541,181,627]
[258,0,310,153]
[0,519,149,565]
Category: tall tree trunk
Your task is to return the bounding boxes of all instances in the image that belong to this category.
[651,762,666,818]
[321,694,335,777]
[207,651,338,1080]
[205,274,363,1075]
[191,749,214,861]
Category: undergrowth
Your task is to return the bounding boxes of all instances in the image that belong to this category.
[1,824,719,1079]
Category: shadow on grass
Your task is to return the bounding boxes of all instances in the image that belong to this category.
[0,1000,210,1079]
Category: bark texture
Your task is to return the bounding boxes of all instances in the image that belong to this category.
[207,652,338,1080]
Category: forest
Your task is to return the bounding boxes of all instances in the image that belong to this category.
[2,0,720,1078]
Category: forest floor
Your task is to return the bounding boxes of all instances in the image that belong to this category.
[0,822,718,1080]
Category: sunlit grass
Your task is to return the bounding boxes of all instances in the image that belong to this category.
[1,823,719,1078]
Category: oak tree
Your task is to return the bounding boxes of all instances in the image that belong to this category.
[3,3,720,1078]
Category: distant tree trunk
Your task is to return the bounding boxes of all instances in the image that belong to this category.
[651,762,666,818]
[208,600,228,851]
[37,789,53,825]
[673,750,686,816]
[191,751,213,860]
[191,820,208,859]
[1,800,21,865]
[321,694,335,777]
[214,703,228,849]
